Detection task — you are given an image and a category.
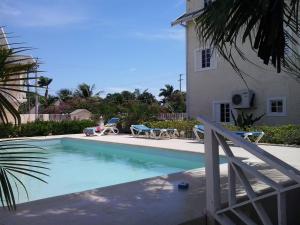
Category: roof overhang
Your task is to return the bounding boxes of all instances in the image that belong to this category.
[171,9,203,26]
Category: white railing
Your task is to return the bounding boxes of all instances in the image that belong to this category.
[199,116,300,225]
[157,113,187,121]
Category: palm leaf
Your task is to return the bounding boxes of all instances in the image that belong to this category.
[0,28,49,210]
[194,0,300,78]
[0,29,45,125]
[0,140,48,210]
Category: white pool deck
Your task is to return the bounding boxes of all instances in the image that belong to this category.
[0,134,299,225]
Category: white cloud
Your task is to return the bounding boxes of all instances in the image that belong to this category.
[132,29,185,42]
[0,1,87,27]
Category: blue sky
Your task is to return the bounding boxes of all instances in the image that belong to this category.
[1,0,186,97]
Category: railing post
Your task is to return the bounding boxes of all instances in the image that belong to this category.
[204,126,221,225]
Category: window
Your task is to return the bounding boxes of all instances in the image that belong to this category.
[267,97,287,116]
[220,103,231,123]
[213,102,231,123]
[202,49,211,68]
[194,48,216,71]
[204,0,212,8]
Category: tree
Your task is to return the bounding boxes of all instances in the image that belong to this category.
[57,88,73,101]
[169,91,186,113]
[38,76,53,99]
[120,91,136,101]
[133,89,141,98]
[39,94,59,109]
[193,0,300,78]
[0,28,47,210]
[105,93,124,104]
[18,92,36,113]
[74,83,101,98]
[159,84,174,104]
[137,89,157,104]
[158,85,186,113]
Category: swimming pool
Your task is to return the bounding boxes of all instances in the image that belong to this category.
[12,138,225,204]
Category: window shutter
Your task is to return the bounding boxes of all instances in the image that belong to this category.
[194,49,203,72]
[211,49,217,68]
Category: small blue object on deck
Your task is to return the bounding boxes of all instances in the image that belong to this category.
[178,182,189,190]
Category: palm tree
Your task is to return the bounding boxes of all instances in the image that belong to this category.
[193,0,300,78]
[159,84,174,104]
[38,76,53,99]
[0,28,48,210]
[74,83,101,98]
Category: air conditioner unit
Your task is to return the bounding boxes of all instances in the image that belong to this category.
[231,90,255,109]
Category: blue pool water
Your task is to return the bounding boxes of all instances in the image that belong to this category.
[12,138,225,204]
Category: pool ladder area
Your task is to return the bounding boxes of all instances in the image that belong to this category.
[198,116,300,225]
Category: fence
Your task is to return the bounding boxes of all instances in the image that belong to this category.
[20,114,71,124]
[157,113,187,121]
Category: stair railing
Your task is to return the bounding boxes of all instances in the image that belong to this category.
[199,116,300,225]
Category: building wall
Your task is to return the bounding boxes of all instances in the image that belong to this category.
[185,0,300,125]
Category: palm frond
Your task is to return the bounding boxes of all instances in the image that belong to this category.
[0,29,43,125]
[0,28,49,211]
[194,0,300,79]
[0,140,48,210]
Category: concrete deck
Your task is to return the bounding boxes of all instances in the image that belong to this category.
[0,134,299,225]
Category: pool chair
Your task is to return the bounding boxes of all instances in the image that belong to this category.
[84,118,120,136]
[130,125,154,138]
[193,125,265,144]
[130,125,177,139]
[165,128,180,138]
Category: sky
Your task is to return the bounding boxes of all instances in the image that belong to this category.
[0,0,186,97]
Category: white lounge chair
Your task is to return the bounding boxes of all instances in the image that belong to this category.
[84,118,120,136]
[193,125,264,144]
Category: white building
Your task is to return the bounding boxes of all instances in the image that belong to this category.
[173,0,300,125]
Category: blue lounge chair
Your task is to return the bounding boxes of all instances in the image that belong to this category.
[130,125,179,139]
[193,125,264,144]
[84,118,120,136]
[130,125,154,138]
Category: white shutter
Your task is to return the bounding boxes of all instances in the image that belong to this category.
[210,49,217,69]
[213,103,221,122]
[194,49,203,72]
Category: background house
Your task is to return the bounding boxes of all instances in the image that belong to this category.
[70,109,92,121]
[173,0,300,125]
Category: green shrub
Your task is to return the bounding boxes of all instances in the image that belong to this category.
[1,119,299,145]
[50,120,97,135]
[0,123,18,138]
[145,120,300,145]
[226,124,300,145]
[0,120,97,138]
[255,125,300,145]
